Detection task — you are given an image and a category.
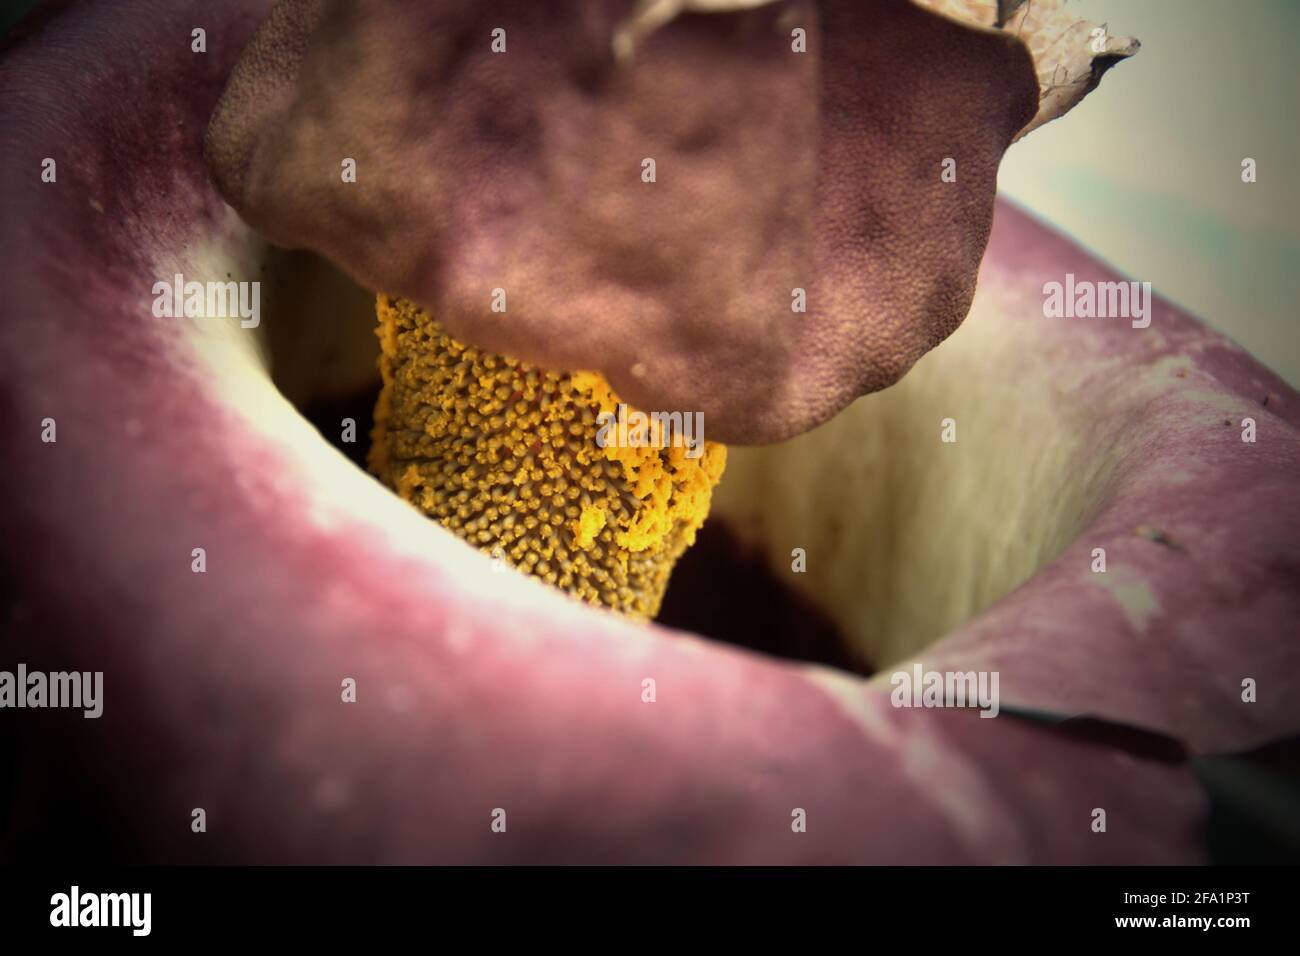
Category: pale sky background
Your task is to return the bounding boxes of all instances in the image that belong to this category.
[998,0,1300,385]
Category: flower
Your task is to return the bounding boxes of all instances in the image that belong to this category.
[0,0,1295,866]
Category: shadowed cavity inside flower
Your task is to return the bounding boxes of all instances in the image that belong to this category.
[210,227,1105,677]
[203,0,1140,670]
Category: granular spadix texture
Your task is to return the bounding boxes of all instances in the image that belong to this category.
[369,295,726,619]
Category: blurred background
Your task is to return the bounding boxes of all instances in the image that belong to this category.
[999,0,1299,385]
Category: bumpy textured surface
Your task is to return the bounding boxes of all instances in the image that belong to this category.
[205,0,1040,443]
[369,296,726,619]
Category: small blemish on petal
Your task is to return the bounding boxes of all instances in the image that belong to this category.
[1134,524,1186,552]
